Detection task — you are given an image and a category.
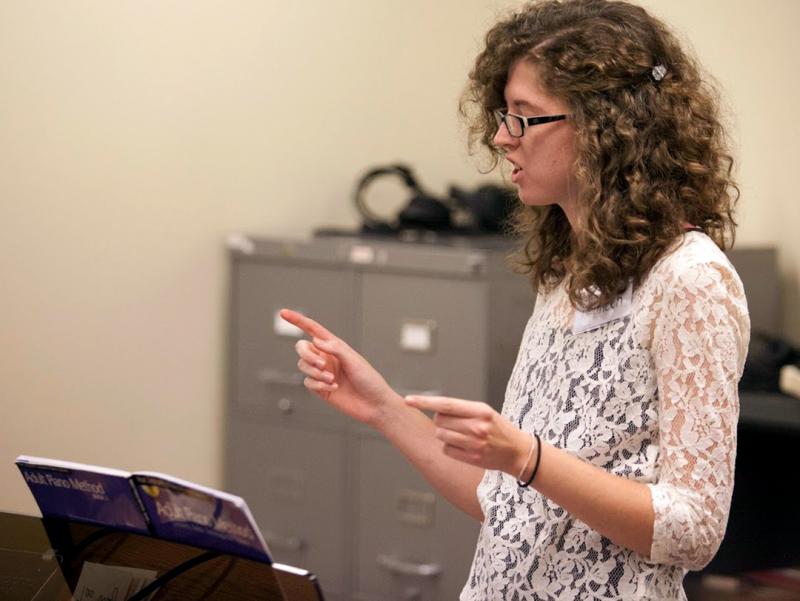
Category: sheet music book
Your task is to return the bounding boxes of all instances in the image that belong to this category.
[15,455,272,563]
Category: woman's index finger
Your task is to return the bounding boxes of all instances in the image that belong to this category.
[279,308,335,340]
[405,395,483,417]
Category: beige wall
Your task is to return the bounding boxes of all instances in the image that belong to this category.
[1,0,798,515]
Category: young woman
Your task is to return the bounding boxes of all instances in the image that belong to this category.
[281,0,750,598]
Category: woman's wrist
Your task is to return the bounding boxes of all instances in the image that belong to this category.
[517,434,542,487]
[369,390,407,432]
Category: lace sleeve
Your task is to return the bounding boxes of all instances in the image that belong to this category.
[645,257,750,570]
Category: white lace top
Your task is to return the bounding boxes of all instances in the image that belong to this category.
[460,232,750,600]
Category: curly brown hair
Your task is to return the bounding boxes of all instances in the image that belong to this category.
[460,0,739,310]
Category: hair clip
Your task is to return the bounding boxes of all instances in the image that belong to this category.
[651,64,668,83]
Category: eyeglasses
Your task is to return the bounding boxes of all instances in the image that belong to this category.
[493,109,570,138]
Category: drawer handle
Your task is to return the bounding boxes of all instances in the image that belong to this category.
[257,368,304,386]
[377,554,442,578]
[264,530,306,552]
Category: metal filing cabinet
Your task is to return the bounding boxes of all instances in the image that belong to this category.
[224,234,535,601]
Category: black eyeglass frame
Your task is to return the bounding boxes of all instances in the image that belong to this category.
[493,109,570,138]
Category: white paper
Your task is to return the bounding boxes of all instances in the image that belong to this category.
[72,561,157,601]
[274,310,304,338]
[400,321,434,352]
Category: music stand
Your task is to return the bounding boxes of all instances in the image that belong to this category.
[40,516,324,601]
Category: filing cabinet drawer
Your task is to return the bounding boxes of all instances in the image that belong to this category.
[355,436,479,601]
[226,418,349,598]
[232,261,354,427]
[359,273,488,400]
[235,382,347,431]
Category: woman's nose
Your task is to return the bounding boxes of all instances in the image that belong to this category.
[492,121,517,151]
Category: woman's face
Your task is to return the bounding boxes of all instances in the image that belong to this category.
[493,59,580,227]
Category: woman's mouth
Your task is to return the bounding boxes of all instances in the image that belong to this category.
[507,157,523,181]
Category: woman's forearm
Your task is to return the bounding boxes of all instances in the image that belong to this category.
[372,392,486,522]
[530,439,654,558]
[403,394,655,558]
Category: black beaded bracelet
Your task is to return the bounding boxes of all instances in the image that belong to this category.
[517,433,541,488]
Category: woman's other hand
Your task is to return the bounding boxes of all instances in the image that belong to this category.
[405,395,532,478]
[279,308,397,427]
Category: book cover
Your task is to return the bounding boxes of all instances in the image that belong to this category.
[15,456,150,534]
[132,472,271,563]
[15,456,271,563]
